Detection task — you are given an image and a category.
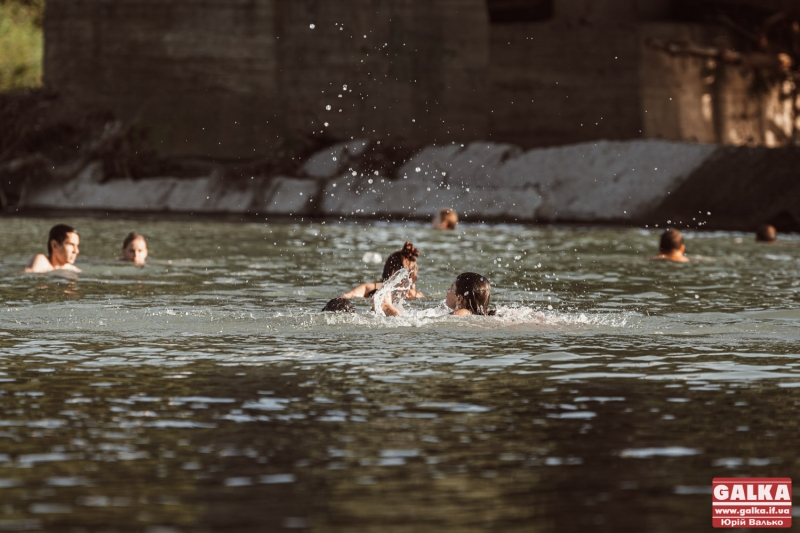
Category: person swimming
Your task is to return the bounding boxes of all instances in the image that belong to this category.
[755,224,777,243]
[445,272,494,316]
[322,298,356,313]
[121,232,148,266]
[24,224,81,273]
[341,241,425,299]
[651,228,689,263]
[432,208,458,230]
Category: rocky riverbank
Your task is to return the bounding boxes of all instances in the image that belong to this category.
[13,137,800,232]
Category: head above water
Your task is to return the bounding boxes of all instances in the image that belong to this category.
[447,272,492,315]
[433,208,458,230]
[322,298,356,313]
[659,228,684,254]
[382,241,420,284]
[47,224,77,256]
[756,224,777,243]
[122,232,148,265]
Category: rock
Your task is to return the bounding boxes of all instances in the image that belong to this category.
[496,140,718,221]
[258,177,318,215]
[21,165,255,213]
[320,171,541,220]
[25,138,799,230]
[300,140,370,178]
[397,142,521,188]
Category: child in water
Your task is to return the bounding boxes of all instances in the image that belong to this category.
[651,229,689,263]
[322,298,356,313]
[445,272,494,316]
[432,208,458,230]
[755,224,777,243]
[341,241,424,299]
[121,232,148,266]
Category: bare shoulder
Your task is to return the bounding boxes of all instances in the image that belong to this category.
[341,282,379,299]
[452,308,472,316]
[24,254,53,273]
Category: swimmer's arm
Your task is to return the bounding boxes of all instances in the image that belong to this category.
[24,254,53,273]
[409,288,425,299]
[451,308,472,316]
[341,282,380,299]
[381,298,401,317]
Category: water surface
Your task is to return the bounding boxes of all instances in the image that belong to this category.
[1,217,799,532]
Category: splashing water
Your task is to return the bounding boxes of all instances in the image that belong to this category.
[371,267,412,316]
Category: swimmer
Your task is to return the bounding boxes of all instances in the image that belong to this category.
[121,232,148,266]
[651,228,689,263]
[322,298,356,313]
[445,272,494,316]
[24,224,81,273]
[341,241,425,299]
[755,224,777,243]
[432,208,458,230]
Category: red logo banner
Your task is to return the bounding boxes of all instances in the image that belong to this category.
[713,478,792,528]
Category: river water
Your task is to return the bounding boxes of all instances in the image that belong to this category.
[0,216,799,532]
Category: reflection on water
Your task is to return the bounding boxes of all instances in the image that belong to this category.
[0,217,799,531]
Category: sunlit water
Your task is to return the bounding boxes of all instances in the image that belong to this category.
[1,216,799,532]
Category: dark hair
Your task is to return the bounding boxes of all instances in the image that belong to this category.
[322,298,356,313]
[381,241,420,281]
[438,208,458,230]
[454,272,493,316]
[47,224,77,256]
[122,232,146,249]
[756,224,777,243]
[659,229,684,254]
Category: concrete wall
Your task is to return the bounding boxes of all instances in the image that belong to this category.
[488,21,643,147]
[45,0,488,158]
[43,0,796,159]
[639,22,795,147]
[276,0,489,145]
[45,0,281,158]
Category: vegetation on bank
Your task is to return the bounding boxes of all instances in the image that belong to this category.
[0,0,44,91]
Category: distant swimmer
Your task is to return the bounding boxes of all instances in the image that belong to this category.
[651,229,689,263]
[432,208,458,230]
[322,298,356,313]
[24,224,81,273]
[341,241,425,299]
[755,224,777,243]
[121,232,148,266]
[446,272,495,316]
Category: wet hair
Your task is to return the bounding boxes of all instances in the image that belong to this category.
[322,298,356,313]
[438,208,458,230]
[454,272,494,316]
[381,241,420,282]
[756,224,777,243]
[47,224,77,256]
[659,229,684,254]
[122,231,147,250]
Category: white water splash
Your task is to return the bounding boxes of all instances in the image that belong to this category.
[371,268,412,317]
